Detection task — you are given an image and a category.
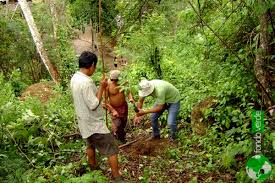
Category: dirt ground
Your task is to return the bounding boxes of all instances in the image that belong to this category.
[72,24,128,72]
[121,137,171,157]
[19,25,237,183]
[20,81,56,103]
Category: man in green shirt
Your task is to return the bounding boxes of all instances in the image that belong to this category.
[136,80,180,140]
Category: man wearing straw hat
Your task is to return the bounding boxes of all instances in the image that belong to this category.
[136,79,180,141]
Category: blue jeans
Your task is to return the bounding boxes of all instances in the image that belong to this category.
[150,101,180,138]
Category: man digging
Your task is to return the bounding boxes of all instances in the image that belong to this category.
[135,79,181,141]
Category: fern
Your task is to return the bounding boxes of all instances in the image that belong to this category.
[220,140,252,168]
[0,150,27,183]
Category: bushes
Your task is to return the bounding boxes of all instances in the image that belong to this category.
[113,1,274,180]
[0,73,87,181]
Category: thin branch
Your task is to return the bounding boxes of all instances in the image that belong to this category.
[75,38,93,45]
[102,0,159,49]
[208,0,231,22]
[188,0,273,106]
[216,2,243,32]
[63,132,81,139]
[188,1,243,63]
[10,3,19,20]
[119,138,140,149]
[6,129,35,168]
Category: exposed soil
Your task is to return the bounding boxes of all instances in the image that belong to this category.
[118,132,235,182]
[121,136,172,157]
[64,119,235,182]
[190,96,218,135]
[72,24,128,72]
[20,81,56,103]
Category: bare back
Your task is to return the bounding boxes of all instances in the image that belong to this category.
[107,81,126,107]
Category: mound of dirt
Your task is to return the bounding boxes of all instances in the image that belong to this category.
[122,138,171,157]
[20,81,56,103]
[191,97,218,135]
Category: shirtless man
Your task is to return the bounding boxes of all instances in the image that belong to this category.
[105,70,135,143]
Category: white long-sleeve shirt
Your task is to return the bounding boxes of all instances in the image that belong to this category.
[70,71,110,138]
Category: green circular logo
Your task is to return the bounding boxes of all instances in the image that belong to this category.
[246,155,272,181]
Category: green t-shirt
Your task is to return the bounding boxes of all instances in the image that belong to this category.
[150,80,180,104]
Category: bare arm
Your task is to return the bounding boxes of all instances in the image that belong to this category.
[104,102,117,114]
[82,75,108,111]
[137,97,145,109]
[136,104,165,117]
[96,75,107,101]
[97,84,105,101]
[128,91,135,103]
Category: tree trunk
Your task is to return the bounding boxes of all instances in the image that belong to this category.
[254,0,273,108]
[18,0,59,84]
[49,0,57,39]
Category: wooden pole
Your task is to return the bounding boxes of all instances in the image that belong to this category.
[98,0,104,72]
[98,0,108,126]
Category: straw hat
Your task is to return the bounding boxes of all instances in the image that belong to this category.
[138,80,154,97]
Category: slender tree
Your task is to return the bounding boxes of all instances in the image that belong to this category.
[18,0,59,84]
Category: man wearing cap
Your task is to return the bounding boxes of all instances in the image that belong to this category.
[136,80,180,140]
[70,52,124,182]
[104,70,135,143]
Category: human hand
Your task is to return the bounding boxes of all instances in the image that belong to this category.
[136,110,146,117]
[112,110,119,117]
[100,75,108,88]
[102,102,107,108]
[133,116,142,125]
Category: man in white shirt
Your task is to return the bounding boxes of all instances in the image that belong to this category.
[70,51,123,181]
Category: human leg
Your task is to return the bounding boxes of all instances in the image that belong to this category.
[116,117,127,142]
[113,103,128,143]
[111,117,120,139]
[86,135,98,170]
[108,154,120,177]
[86,146,97,170]
[89,133,121,177]
[167,101,180,139]
[150,103,165,137]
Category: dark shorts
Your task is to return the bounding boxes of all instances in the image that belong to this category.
[111,103,128,141]
[85,133,119,157]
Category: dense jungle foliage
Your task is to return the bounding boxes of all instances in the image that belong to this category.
[0,0,275,182]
